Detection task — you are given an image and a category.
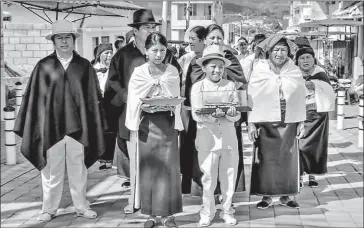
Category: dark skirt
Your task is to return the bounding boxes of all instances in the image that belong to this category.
[180,110,245,195]
[139,111,182,216]
[299,110,329,175]
[250,121,300,196]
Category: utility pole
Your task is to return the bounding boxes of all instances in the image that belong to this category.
[211,1,223,26]
[161,1,171,40]
[1,0,5,120]
[185,1,191,32]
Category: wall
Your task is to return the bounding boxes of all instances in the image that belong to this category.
[3,23,54,75]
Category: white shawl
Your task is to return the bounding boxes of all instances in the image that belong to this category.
[248,59,306,123]
[125,63,183,131]
[309,66,336,112]
[178,52,196,83]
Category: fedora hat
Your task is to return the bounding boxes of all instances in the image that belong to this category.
[45,19,81,40]
[196,45,231,67]
[127,9,161,27]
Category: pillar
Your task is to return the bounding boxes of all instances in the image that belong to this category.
[161,1,171,40]
[4,106,17,165]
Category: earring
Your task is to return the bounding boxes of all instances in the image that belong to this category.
[146,55,149,59]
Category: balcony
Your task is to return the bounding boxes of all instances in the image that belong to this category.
[180,15,212,20]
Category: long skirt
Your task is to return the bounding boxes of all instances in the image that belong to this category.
[138,111,182,216]
[180,110,245,195]
[250,121,300,196]
[299,110,329,175]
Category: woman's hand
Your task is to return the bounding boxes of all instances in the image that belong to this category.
[296,122,305,139]
[212,108,225,118]
[248,122,259,142]
[226,106,240,117]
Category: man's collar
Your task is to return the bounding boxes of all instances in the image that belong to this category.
[56,51,73,62]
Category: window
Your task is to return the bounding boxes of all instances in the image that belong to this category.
[92,37,99,49]
[101,36,110,44]
[208,5,212,19]
[184,3,197,17]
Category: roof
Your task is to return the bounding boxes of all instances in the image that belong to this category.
[332,1,363,19]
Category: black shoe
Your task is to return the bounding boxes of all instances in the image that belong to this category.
[308,180,318,188]
[99,164,108,170]
[257,200,272,209]
[122,181,131,187]
[280,200,300,209]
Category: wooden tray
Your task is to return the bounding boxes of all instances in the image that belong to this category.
[195,106,251,114]
[140,97,185,106]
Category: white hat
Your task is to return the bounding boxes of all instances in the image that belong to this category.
[196,45,231,67]
[45,20,81,40]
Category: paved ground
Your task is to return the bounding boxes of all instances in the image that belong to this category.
[1,104,363,227]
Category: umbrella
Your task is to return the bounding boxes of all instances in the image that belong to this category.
[277,29,299,36]
[10,0,142,24]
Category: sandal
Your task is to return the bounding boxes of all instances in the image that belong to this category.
[162,216,178,228]
[144,216,157,228]
[279,197,300,209]
[77,209,97,219]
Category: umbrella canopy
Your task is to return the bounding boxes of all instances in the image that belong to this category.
[10,0,142,24]
[297,19,363,28]
[277,29,299,36]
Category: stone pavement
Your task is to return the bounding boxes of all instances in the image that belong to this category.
[1,104,363,228]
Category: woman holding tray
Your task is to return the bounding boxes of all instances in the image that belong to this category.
[125,32,183,228]
[180,24,247,198]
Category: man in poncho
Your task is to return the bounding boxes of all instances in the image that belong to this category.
[13,19,106,221]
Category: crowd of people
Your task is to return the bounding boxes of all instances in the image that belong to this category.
[14,7,361,228]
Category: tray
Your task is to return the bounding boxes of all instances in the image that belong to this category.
[140,97,185,106]
[195,106,251,115]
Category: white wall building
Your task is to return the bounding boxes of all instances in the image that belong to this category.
[170,1,223,41]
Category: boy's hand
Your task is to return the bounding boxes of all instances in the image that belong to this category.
[248,123,259,142]
[226,106,239,117]
[212,108,225,118]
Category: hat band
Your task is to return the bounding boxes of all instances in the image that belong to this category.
[203,53,224,58]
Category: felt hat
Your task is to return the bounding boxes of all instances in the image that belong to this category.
[96,43,113,59]
[45,19,80,40]
[196,45,231,67]
[127,9,161,27]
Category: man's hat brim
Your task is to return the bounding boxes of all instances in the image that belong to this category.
[127,21,161,27]
[45,32,81,40]
[196,55,231,67]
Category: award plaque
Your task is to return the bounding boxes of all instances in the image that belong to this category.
[195,89,251,114]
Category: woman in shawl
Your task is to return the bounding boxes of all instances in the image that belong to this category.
[296,46,335,188]
[248,34,306,209]
[92,43,115,170]
[125,32,183,228]
[179,24,247,197]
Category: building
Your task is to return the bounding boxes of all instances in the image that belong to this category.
[289,1,363,81]
[170,1,223,41]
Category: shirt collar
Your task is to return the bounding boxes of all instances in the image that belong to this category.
[56,51,73,63]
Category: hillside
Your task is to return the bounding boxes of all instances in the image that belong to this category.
[132,1,289,20]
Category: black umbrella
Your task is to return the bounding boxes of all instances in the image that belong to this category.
[10,1,142,24]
